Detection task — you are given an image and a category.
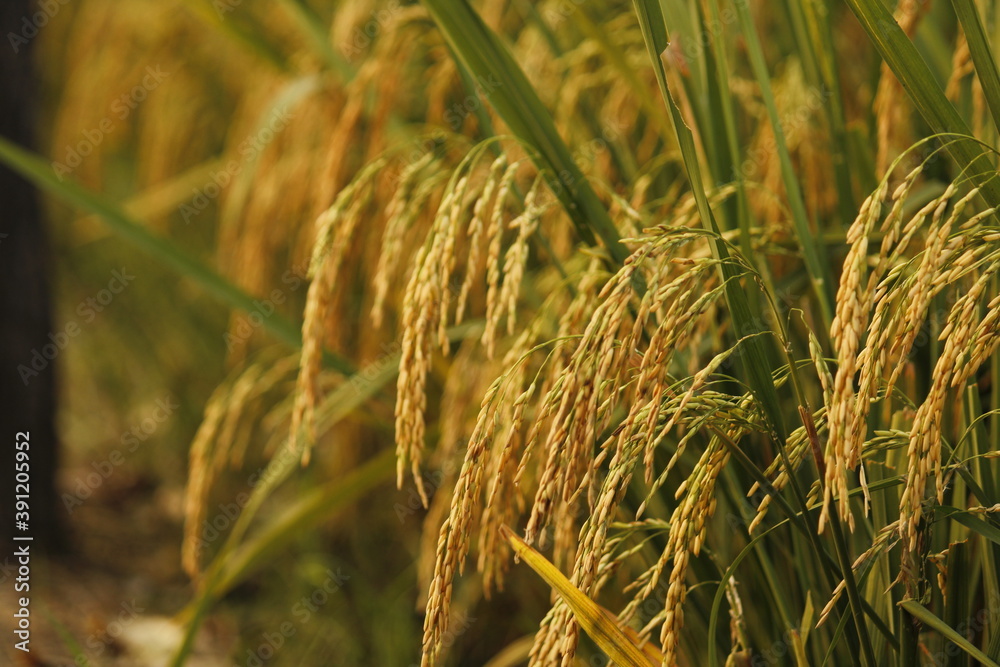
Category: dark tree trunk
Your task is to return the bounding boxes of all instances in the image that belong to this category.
[0,0,69,554]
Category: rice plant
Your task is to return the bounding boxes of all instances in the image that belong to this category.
[7,0,1000,665]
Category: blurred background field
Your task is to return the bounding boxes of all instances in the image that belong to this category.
[6,1,568,664]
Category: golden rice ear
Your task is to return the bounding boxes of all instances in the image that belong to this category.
[290,159,385,466]
[502,525,661,667]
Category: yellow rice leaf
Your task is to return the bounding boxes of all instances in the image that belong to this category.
[501,525,659,666]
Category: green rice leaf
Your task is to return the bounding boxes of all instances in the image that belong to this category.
[843,0,1000,205]
[951,0,1000,134]
[733,0,835,329]
[899,600,1000,667]
[0,135,352,375]
[630,0,786,444]
[934,506,1000,546]
[419,0,631,267]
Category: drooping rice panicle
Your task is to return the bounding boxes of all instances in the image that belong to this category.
[372,151,439,327]
[899,261,1000,575]
[482,162,521,358]
[291,160,384,466]
[421,381,501,667]
[821,183,887,532]
[457,154,508,325]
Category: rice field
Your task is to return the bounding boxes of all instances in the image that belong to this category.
[2,0,1000,665]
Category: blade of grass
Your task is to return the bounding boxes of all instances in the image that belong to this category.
[211,448,394,600]
[0,136,353,375]
[900,600,1000,667]
[698,0,742,179]
[823,512,877,666]
[733,0,835,330]
[418,0,631,267]
[631,0,787,445]
[718,424,898,651]
[702,0,758,286]
[707,520,785,667]
[943,541,972,667]
[694,0,737,219]
[822,607,855,667]
[73,157,227,239]
[842,0,1000,206]
[952,0,1000,135]
[802,0,857,226]
[170,320,482,666]
[172,450,393,667]
[720,466,796,633]
[781,0,822,88]
[42,606,90,667]
[630,4,875,645]
[934,506,1000,546]
[626,23,874,653]
[660,0,712,146]
[966,374,1000,659]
